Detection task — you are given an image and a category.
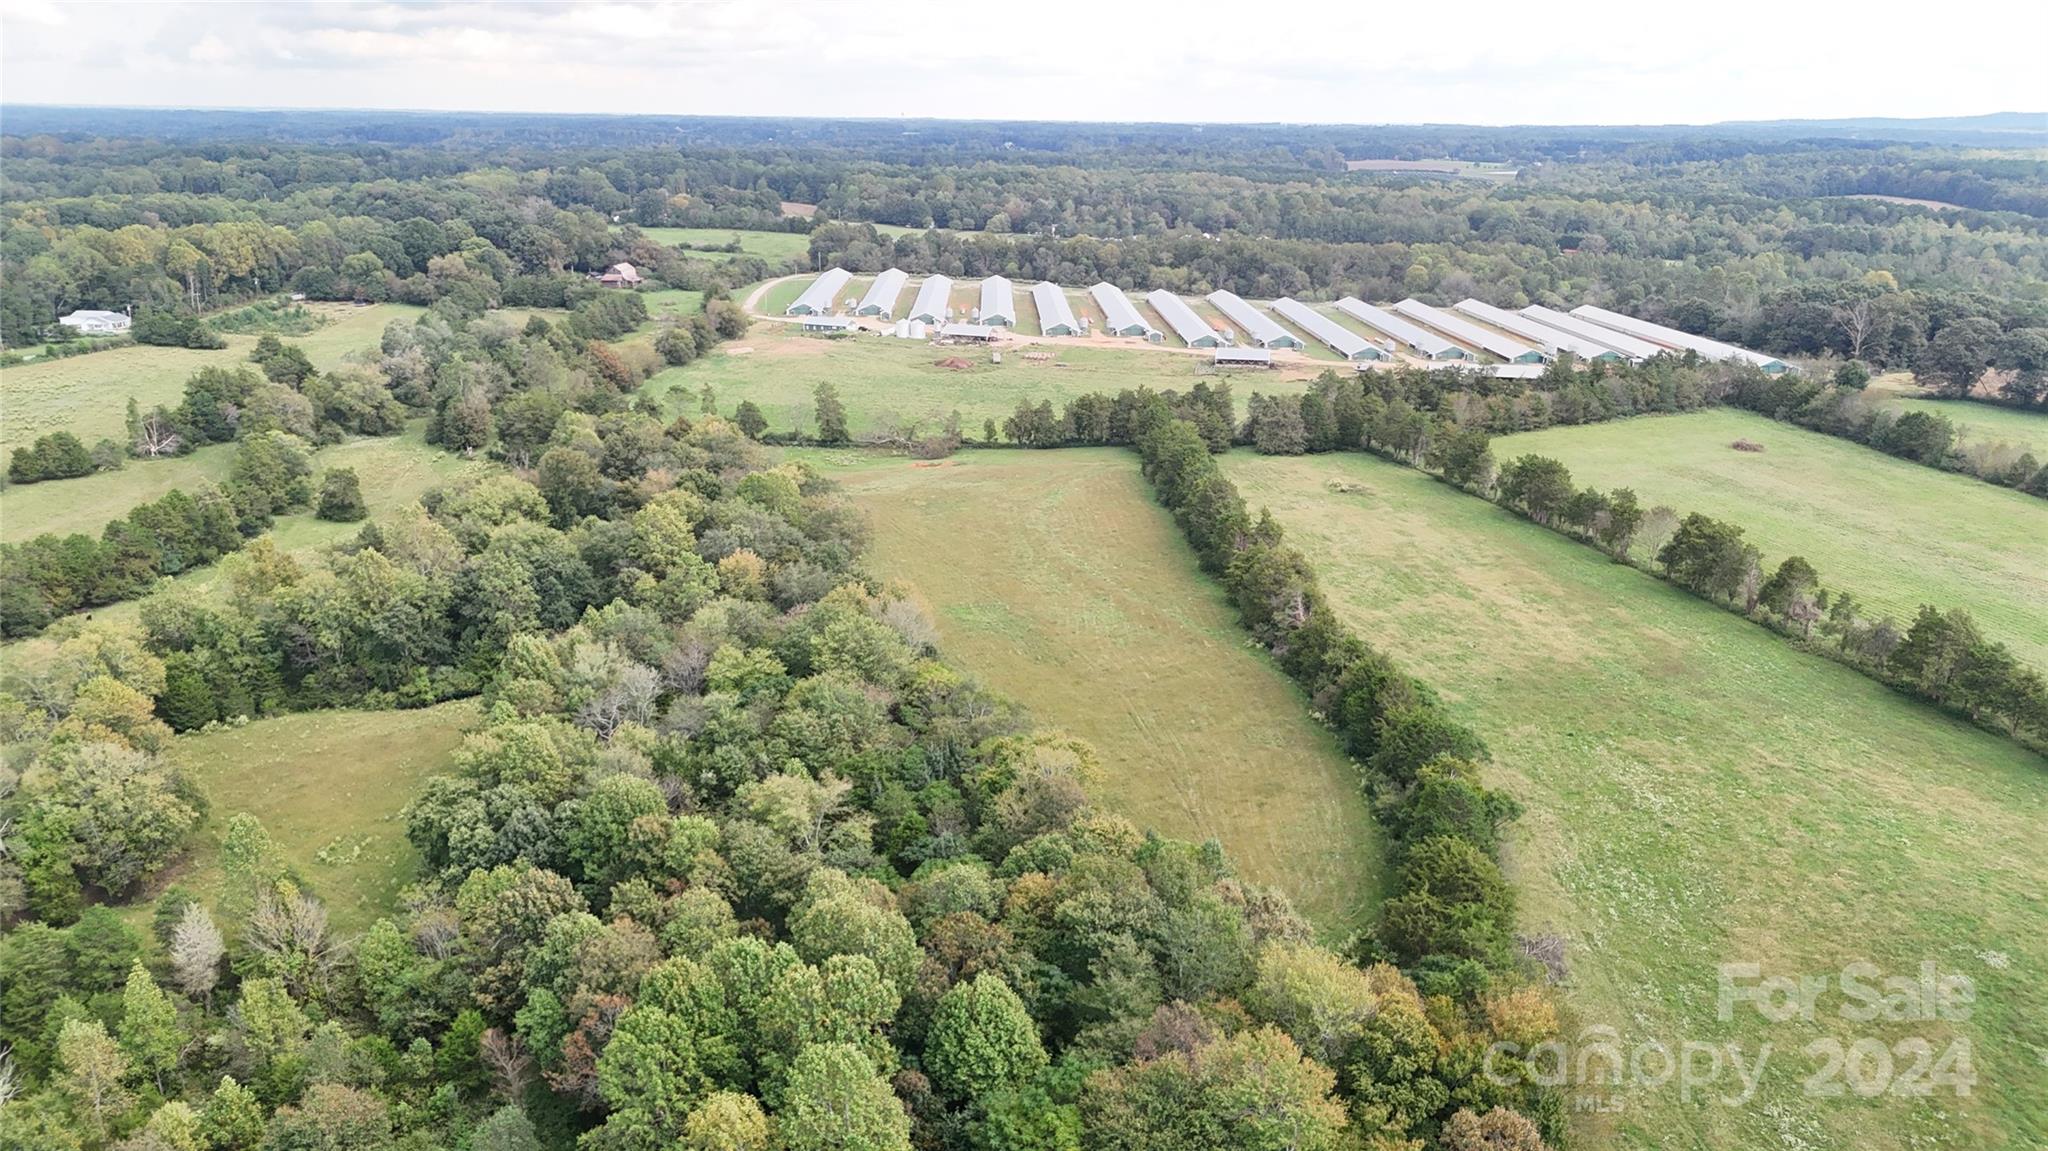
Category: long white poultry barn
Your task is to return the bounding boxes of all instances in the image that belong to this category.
[1390,298,1544,363]
[1273,298,1384,360]
[1452,299,1626,363]
[786,267,853,316]
[1146,290,1220,347]
[1205,290,1301,349]
[1090,282,1160,339]
[1333,298,1464,360]
[906,275,954,324]
[1521,306,1665,361]
[856,268,909,318]
[979,276,1016,326]
[1570,305,1793,373]
[1032,281,1080,335]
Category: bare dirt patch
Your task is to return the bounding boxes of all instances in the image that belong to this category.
[1731,438,1766,452]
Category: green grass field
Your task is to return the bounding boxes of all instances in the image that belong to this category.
[645,318,1308,439]
[637,227,813,262]
[1225,450,2047,1151]
[1866,374,2047,458]
[160,701,478,935]
[0,302,421,456]
[788,448,1381,935]
[1493,409,2048,668]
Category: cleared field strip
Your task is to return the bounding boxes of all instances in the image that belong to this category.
[1495,409,2048,667]
[1225,449,2048,1151]
[796,448,1382,935]
[635,227,813,262]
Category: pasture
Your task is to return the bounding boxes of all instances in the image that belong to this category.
[0,302,420,455]
[1493,409,2048,667]
[1225,450,2048,1151]
[1867,373,2047,458]
[160,701,478,936]
[790,447,1381,935]
[636,226,813,262]
[644,318,1313,439]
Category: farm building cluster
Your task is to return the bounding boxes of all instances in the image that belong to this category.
[782,267,1794,374]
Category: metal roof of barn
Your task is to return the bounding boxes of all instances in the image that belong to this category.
[1333,298,1460,359]
[787,267,853,314]
[907,275,954,322]
[1146,290,1219,346]
[1205,290,1293,347]
[978,276,1016,323]
[1451,299,1624,361]
[857,268,909,315]
[1273,298,1380,360]
[1031,281,1080,332]
[1519,306,1664,361]
[1569,305,1790,371]
[1390,298,1540,362]
[1088,282,1156,336]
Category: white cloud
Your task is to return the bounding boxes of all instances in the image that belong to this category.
[1,0,2042,125]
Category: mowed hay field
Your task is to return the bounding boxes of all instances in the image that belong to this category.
[646,317,1314,438]
[0,302,421,455]
[1494,409,2048,667]
[158,701,478,935]
[791,448,1380,935]
[1225,451,2048,1151]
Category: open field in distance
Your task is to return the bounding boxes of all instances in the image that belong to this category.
[790,447,1382,936]
[0,302,420,455]
[1493,409,2048,667]
[1225,449,2048,1151]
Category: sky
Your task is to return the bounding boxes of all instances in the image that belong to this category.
[1,0,2042,127]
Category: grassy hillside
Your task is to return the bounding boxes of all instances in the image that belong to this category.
[791,447,1381,935]
[161,700,478,935]
[1493,409,2047,667]
[1225,450,2047,1151]
[645,319,1310,439]
[0,302,421,455]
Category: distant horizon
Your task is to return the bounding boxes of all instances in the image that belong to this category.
[3,102,2041,134]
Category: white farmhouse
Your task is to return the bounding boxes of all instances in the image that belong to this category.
[59,309,132,335]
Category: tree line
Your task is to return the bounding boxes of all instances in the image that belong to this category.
[1,373,1567,1150]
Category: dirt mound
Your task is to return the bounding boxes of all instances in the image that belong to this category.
[934,356,974,370]
[1730,438,1766,452]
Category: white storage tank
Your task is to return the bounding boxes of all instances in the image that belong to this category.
[894,319,910,339]
[908,320,927,340]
